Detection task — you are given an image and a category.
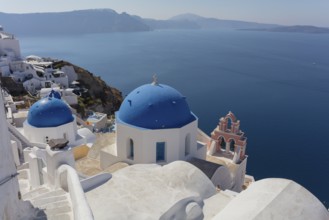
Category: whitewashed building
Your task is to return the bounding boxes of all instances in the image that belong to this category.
[0,29,21,60]
[40,87,78,105]
[0,27,75,94]
[23,90,94,148]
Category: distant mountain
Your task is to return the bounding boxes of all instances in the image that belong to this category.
[166,13,281,29]
[142,18,200,30]
[0,9,151,35]
[241,25,329,34]
[3,10,323,36]
[170,13,205,21]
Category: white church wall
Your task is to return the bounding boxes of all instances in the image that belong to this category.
[23,118,77,144]
[116,122,144,163]
[194,141,207,160]
[116,119,202,165]
[142,127,181,164]
[178,120,199,160]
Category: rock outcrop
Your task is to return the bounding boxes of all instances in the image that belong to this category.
[53,60,123,117]
[1,60,122,117]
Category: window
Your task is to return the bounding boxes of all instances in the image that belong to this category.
[45,82,51,88]
[127,139,134,160]
[156,142,166,162]
[219,137,226,150]
[185,134,191,156]
[230,140,235,152]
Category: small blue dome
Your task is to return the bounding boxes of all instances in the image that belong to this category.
[27,95,74,128]
[48,90,61,99]
[117,83,196,129]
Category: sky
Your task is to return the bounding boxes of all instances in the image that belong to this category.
[0,0,329,27]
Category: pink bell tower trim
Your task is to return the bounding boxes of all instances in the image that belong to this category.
[209,111,247,162]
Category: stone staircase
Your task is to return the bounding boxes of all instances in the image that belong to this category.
[22,186,74,220]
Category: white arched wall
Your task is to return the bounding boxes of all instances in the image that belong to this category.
[185,133,191,156]
[116,118,204,165]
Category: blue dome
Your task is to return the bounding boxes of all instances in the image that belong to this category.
[27,95,74,128]
[48,90,61,99]
[117,83,196,129]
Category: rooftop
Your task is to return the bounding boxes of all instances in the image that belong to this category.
[86,161,216,219]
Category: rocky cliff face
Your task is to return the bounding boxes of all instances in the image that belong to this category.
[2,60,122,117]
[0,77,27,96]
[53,60,123,117]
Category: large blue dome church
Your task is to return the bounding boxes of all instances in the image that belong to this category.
[113,79,200,165]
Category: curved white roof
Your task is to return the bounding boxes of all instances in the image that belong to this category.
[86,161,216,220]
[213,178,329,220]
[25,55,42,61]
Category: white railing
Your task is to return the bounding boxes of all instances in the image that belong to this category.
[57,165,94,220]
[7,121,33,148]
[80,172,112,193]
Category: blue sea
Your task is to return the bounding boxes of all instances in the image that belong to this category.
[19,29,329,205]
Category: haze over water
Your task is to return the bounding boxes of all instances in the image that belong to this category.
[19,29,329,204]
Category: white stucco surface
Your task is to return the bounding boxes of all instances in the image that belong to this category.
[202,191,234,220]
[0,36,21,58]
[116,120,202,165]
[23,118,78,144]
[1,88,37,220]
[86,161,216,220]
[213,178,329,220]
[0,89,20,219]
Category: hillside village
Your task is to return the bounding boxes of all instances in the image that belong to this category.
[0,26,122,118]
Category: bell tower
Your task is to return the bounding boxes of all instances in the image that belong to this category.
[209,111,247,163]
